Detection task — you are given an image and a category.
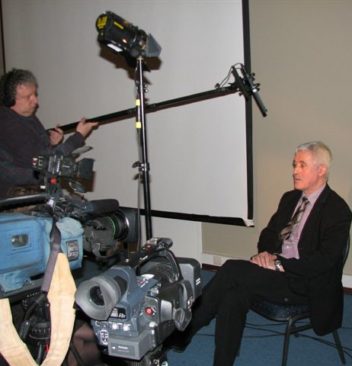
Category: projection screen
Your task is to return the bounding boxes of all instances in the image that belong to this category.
[1,0,254,226]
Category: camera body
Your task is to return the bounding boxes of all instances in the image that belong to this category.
[76,237,202,361]
[32,154,94,181]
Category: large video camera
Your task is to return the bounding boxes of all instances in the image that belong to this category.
[0,197,139,296]
[0,150,202,365]
[76,237,201,363]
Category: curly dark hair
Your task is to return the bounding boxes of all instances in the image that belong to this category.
[0,69,37,107]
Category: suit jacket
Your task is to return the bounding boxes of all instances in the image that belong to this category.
[258,185,352,335]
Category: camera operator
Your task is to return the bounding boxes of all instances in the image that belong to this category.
[0,68,98,198]
[0,69,99,366]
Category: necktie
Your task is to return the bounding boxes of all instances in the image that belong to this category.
[280,196,309,241]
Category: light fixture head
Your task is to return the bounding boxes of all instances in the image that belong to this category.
[96,11,161,58]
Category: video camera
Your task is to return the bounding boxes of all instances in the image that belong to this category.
[32,153,94,181]
[76,237,201,362]
[0,197,139,296]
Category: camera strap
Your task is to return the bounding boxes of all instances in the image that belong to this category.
[0,298,37,366]
[41,218,77,365]
[41,218,62,293]
[0,253,76,366]
[41,252,77,366]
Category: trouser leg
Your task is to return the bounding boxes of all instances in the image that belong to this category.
[213,287,250,366]
[190,260,251,334]
[190,260,245,330]
[189,260,307,366]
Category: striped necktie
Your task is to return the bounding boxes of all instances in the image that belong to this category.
[280,196,309,241]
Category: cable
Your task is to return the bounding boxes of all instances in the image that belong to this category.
[214,65,234,89]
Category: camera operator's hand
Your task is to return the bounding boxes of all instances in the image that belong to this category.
[49,126,64,146]
[76,117,98,138]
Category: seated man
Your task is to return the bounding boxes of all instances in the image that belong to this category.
[174,141,351,366]
[0,68,98,198]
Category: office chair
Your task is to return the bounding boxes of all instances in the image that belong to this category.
[250,237,350,366]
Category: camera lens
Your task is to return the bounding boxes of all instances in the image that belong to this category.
[89,286,105,306]
[110,208,139,243]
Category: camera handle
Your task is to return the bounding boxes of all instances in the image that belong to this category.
[0,193,48,210]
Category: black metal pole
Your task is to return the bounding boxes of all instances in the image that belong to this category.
[135,56,153,239]
[59,84,240,133]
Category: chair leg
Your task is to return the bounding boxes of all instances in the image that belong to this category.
[332,330,346,364]
[281,319,293,366]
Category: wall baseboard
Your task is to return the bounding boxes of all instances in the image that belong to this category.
[202,253,352,290]
[342,274,352,290]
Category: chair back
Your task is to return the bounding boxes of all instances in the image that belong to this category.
[342,236,350,267]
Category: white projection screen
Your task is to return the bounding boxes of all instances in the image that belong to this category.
[1,0,254,226]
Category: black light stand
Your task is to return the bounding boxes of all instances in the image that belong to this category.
[95,11,162,240]
[135,56,153,239]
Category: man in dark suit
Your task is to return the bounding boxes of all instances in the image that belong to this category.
[176,141,352,366]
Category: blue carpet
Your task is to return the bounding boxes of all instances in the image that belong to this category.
[167,271,352,366]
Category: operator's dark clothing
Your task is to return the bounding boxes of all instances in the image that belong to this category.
[0,106,85,198]
[189,185,351,366]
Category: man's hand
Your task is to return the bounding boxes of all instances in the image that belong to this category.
[76,117,98,138]
[250,251,280,271]
[49,126,64,146]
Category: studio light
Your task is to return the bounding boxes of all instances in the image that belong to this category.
[96,11,161,58]
[95,11,160,238]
